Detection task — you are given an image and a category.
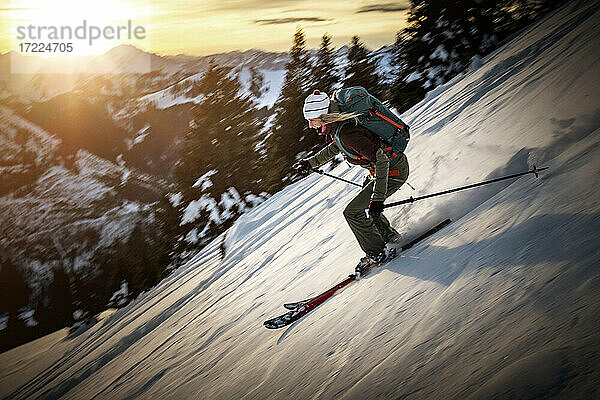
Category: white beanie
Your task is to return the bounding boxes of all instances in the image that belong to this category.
[303,90,330,120]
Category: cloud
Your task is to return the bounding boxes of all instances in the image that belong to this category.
[206,0,310,13]
[254,17,333,25]
[356,3,410,13]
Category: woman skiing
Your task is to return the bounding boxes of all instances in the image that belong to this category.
[294,89,409,278]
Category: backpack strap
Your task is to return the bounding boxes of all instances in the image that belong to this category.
[368,107,410,142]
[329,97,341,113]
[381,146,399,162]
[368,168,401,176]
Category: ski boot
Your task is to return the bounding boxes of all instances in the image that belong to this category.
[354,246,397,279]
[354,255,378,280]
[384,229,403,247]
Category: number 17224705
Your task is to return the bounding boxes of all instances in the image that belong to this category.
[19,42,73,53]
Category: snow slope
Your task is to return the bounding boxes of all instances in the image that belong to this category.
[2,1,600,399]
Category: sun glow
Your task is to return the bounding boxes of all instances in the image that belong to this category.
[1,0,410,61]
[7,0,152,58]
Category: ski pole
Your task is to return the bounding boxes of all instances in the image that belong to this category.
[383,165,549,209]
[313,167,420,191]
[311,168,362,187]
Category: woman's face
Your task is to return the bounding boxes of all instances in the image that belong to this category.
[308,118,324,129]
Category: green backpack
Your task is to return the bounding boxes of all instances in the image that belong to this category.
[330,86,409,166]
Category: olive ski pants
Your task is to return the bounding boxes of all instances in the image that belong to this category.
[343,158,409,257]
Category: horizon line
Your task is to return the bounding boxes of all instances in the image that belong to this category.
[0,41,394,59]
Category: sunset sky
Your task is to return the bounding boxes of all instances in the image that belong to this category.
[0,0,411,57]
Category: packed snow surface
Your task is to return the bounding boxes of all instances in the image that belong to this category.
[2,1,600,399]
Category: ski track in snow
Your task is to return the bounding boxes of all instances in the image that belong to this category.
[2,1,600,399]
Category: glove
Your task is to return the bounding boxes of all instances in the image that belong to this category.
[293,159,312,176]
[368,200,385,215]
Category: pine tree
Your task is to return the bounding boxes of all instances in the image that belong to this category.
[154,193,183,270]
[71,268,105,317]
[345,35,383,98]
[264,27,320,191]
[313,33,338,95]
[391,0,543,112]
[249,66,266,99]
[173,62,263,249]
[106,240,130,300]
[174,62,261,199]
[390,29,428,112]
[0,256,31,330]
[125,224,159,296]
[36,264,74,330]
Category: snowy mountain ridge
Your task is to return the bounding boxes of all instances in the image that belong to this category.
[0,104,167,291]
[1,1,599,399]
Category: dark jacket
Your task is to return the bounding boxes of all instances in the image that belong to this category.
[325,121,381,166]
[307,121,394,201]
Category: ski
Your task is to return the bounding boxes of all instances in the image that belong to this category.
[399,218,451,251]
[283,299,311,310]
[264,219,452,330]
[264,275,357,329]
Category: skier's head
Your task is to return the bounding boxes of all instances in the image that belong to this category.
[303,90,330,129]
[304,89,362,131]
